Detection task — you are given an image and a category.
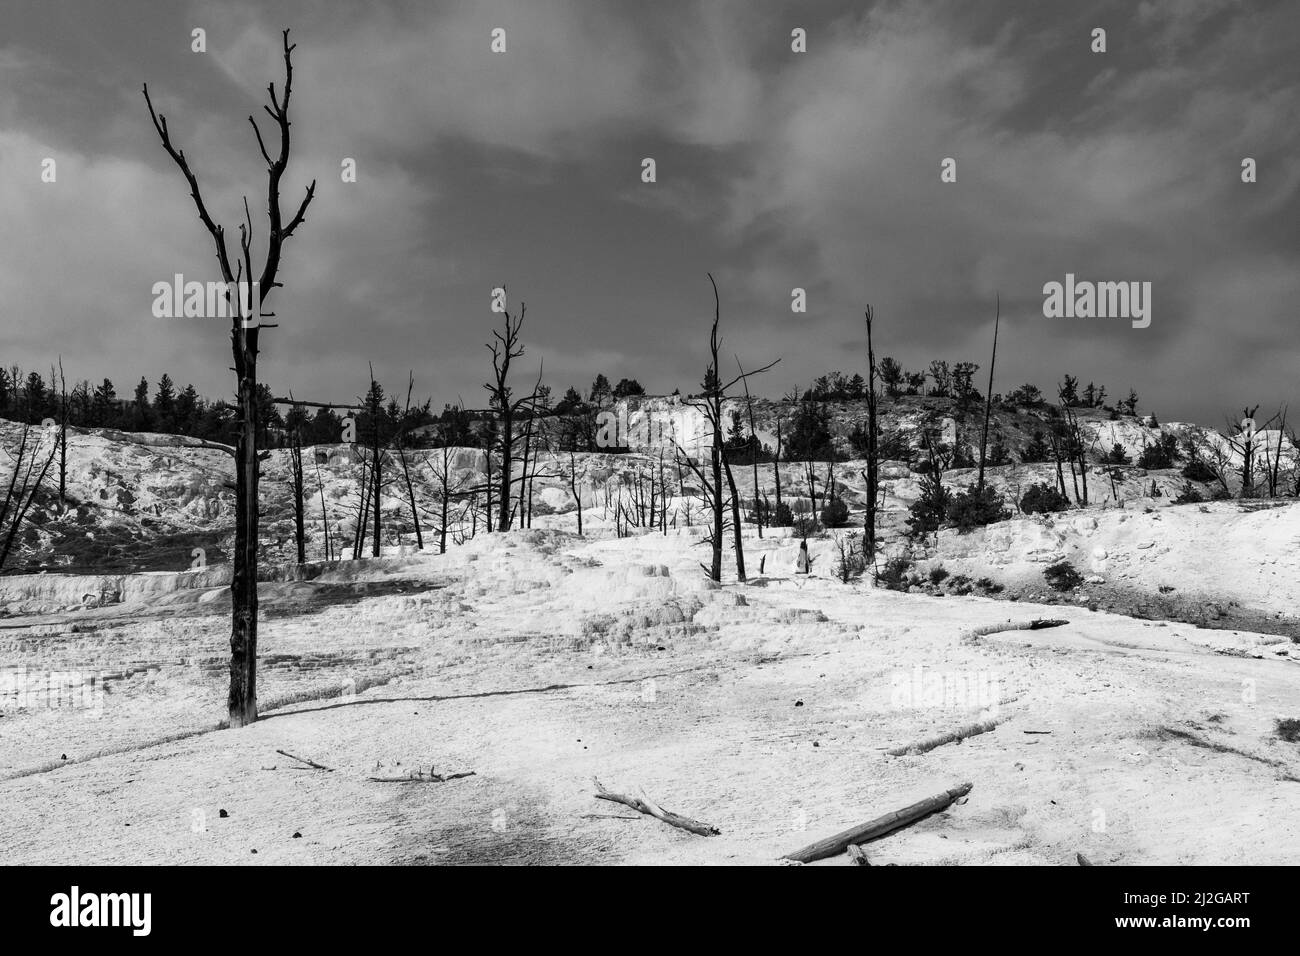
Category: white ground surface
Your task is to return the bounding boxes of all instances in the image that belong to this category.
[3,522,1298,865]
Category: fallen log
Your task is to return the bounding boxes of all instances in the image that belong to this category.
[962,619,1069,644]
[886,718,1002,756]
[781,782,973,864]
[367,771,475,783]
[592,777,720,836]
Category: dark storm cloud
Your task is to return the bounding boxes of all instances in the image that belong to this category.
[0,0,1295,422]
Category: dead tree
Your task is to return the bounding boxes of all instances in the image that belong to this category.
[677,275,777,582]
[485,297,540,532]
[360,370,386,558]
[1223,406,1263,498]
[1262,406,1289,497]
[862,307,879,562]
[735,357,763,537]
[52,358,70,511]
[145,28,317,726]
[352,455,371,559]
[426,444,472,554]
[287,418,306,563]
[0,424,58,571]
[312,450,331,561]
[394,371,424,550]
[566,449,586,536]
[976,294,1000,492]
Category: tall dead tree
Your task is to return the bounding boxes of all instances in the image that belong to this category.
[976,294,1000,492]
[394,371,424,550]
[145,28,317,726]
[312,450,331,561]
[52,358,69,512]
[677,275,777,583]
[287,417,306,563]
[485,297,539,532]
[735,356,763,538]
[862,307,879,562]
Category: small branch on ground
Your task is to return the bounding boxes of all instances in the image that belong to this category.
[592,776,720,836]
[886,718,1003,756]
[275,749,333,772]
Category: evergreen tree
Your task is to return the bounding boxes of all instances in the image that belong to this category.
[588,373,612,406]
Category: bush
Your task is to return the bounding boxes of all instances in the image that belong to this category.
[1173,483,1203,504]
[1020,482,1070,515]
[928,566,950,585]
[1100,443,1131,465]
[1181,458,1218,482]
[791,500,818,536]
[948,574,973,596]
[906,476,950,537]
[1044,560,1084,592]
[875,554,913,591]
[945,485,1009,532]
[1137,433,1179,470]
[833,533,867,583]
[769,501,794,527]
[1275,717,1300,743]
[820,497,851,528]
[975,576,1004,594]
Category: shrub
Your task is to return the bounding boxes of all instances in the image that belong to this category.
[975,576,1004,594]
[1137,433,1179,470]
[928,566,950,585]
[1020,431,1051,463]
[906,476,950,538]
[1100,443,1131,465]
[1044,560,1084,592]
[792,500,817,536]
[1020,482,1070,515]
[820,497,850,528]
[1173,483,1203,505]
[875,554,913,591]
[948,574,973,595]
[833,533,867,583]
[1180,458,1218,483]
[769,501,794,527]
[1275,717,1300,744]
[945,485,1009,532]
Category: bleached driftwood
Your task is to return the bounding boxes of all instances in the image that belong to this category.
[592,777,720,836]
[886,718,1003,756]
[962,619,1068,644]
[846,844,871,866]
[367,770,476,783]
[782,782,974,863]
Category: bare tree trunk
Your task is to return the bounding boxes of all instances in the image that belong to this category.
[289,427,305,563]
[737,357,763,538]
[723,451,745,583]
[145,29,317,726]
[773,419,783,513]
[313,453,330,561]
[863,307,879,562]
[977,294,999,493]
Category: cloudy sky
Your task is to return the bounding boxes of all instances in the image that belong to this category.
[1,0,1296,423]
